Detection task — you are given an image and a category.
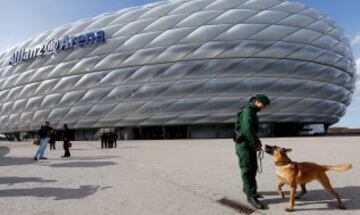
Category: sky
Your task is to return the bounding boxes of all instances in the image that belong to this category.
[0,0,359,127]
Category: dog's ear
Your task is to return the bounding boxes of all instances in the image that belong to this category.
[284,148,292,153]
[281,148,292,153]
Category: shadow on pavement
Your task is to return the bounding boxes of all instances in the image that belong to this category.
[0,177,56,185]
[48,161,117,168]
[0,146,10,157]
[0,185,100,200]
[53,156,120,161]
[0,155,118,167]
[261,186,360,211]
[0,157,50,166]
[101,186,113,190]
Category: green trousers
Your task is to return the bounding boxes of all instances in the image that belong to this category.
[235,142,258,197]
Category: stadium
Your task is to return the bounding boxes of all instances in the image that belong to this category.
[0,0,356,140]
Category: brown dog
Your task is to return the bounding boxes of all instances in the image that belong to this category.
[264,145,352,212]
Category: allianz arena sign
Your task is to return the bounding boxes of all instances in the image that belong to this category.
[9,30,106,66]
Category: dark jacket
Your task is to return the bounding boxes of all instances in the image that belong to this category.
[101,133,108,141]
[62,129,72,141]
[49,131,57,144]
[38,126,54,139]
[235,104,261,147]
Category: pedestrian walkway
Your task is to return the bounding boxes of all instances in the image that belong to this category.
[0,137,359,215]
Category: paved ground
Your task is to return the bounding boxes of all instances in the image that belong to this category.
[0,136,359,215]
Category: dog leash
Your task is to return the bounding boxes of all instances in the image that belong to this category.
[257,149,264,174]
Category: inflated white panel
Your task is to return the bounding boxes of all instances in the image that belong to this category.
[0,0,356,132]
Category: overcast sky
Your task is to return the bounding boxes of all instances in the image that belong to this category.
[0,0,359,127]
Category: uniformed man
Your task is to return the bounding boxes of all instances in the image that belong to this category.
[100,130,107,149]
[234,94,270,209]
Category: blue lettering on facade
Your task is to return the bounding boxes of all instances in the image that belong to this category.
[9,30,106,66]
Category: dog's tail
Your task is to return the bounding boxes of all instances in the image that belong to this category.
[323,163,352,172]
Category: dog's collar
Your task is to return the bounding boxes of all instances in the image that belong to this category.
[275,159,292,166]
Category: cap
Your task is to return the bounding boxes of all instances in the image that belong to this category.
[255,94,270,105]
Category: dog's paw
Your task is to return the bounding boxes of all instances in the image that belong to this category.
[285,207,294,212]
[338,204,346,210]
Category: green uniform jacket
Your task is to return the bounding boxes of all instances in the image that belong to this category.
[235,104,261,148]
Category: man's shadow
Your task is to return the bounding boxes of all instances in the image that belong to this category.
[0,177,56,185]
[48,161,117,168]
[0,185,100,200]
[0,145,118,167]
[261,186,360,211]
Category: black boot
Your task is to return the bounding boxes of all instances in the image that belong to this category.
[247,197,266,210]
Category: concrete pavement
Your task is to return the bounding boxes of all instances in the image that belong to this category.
[0,136,359,215]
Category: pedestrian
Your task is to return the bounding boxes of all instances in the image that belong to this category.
[49,130,57,150]
[113,131,118,148]
[108,130,114,148]
[62,124,72,157]
[34,121,53,161]
[101,130,107,149]
[234,94,270,210]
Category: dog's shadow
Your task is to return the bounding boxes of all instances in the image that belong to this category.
[261,186,360,211]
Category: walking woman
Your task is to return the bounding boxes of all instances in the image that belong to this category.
[62,124,72,157]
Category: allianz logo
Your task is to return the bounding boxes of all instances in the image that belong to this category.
[9,30,106,66]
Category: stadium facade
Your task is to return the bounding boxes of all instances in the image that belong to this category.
[0,0,356,140]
